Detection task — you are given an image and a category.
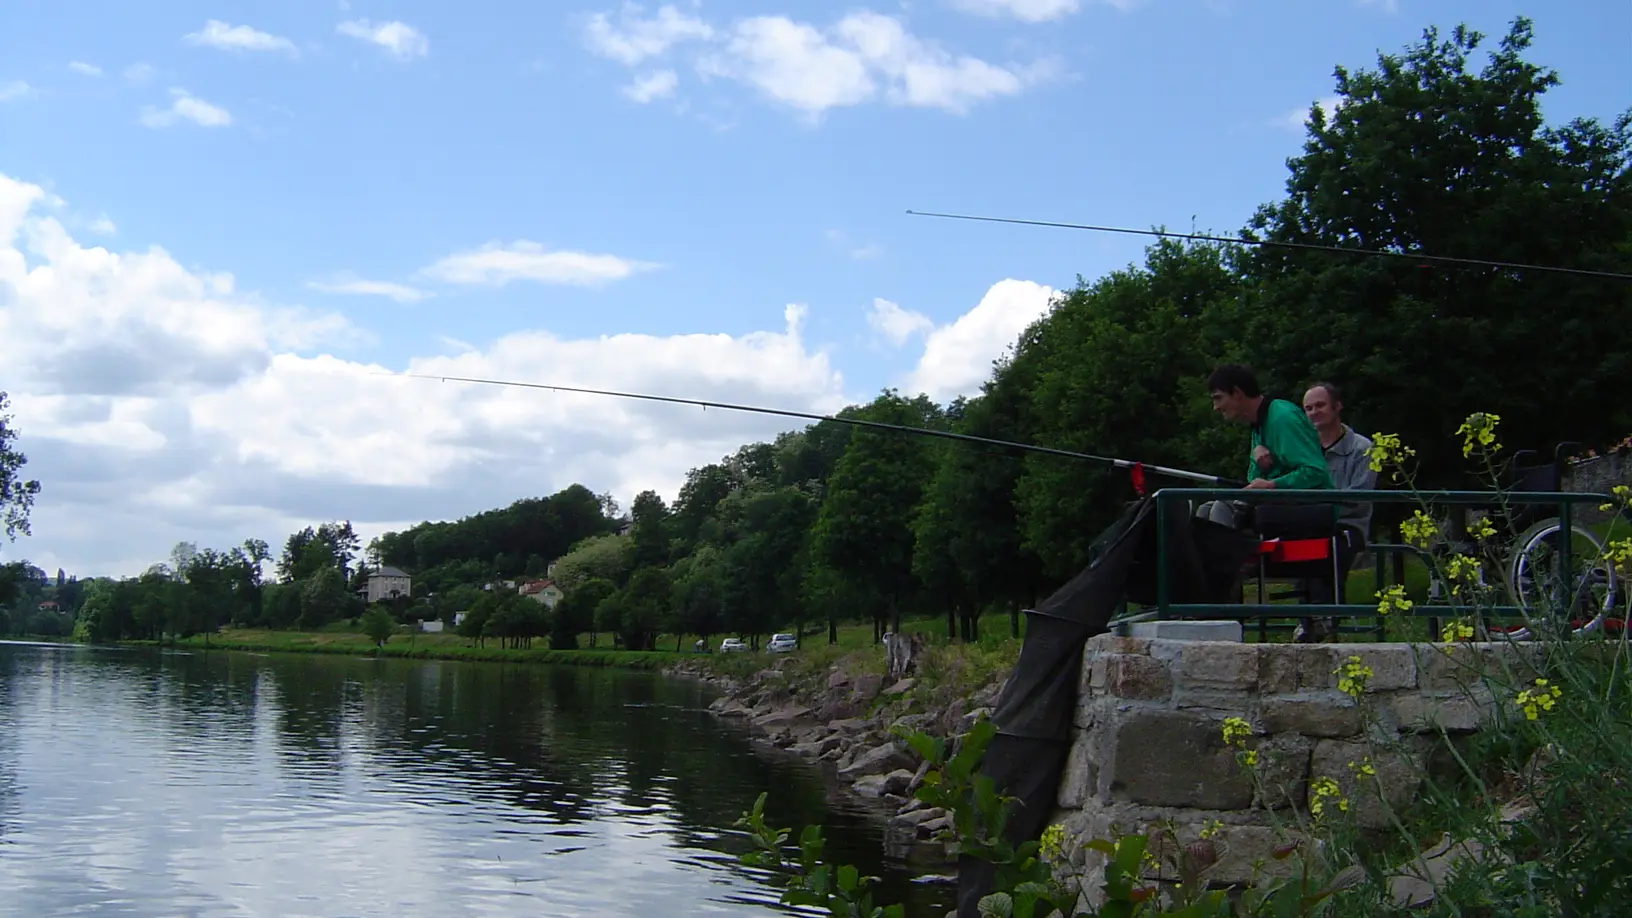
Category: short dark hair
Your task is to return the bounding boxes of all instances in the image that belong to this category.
[1207,364,1260,397]
[1306,381,1343,405]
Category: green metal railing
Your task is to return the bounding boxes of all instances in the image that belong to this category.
[1149,487,1614,624]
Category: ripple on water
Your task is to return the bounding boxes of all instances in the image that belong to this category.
[0,644,954,916]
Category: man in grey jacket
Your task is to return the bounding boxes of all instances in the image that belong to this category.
[1293,381,1379,641]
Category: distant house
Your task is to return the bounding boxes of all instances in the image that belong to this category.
[365,567,413,603]
[37,600,60,614]
[616,517,634,537]
[420,619,445,634]
[519,579,564,609]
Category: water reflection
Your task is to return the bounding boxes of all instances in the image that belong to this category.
[0,641,951,916]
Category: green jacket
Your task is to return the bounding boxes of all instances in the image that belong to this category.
[1249,398,1335,491]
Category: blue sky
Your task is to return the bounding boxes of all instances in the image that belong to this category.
[0,0,1627,577]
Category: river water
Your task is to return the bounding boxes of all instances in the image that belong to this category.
[0,640,953,917]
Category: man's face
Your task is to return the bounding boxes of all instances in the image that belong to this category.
[1303,386,1340,429]
[1210,388,1252,424]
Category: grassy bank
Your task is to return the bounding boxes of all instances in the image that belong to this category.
[168,629,686,669]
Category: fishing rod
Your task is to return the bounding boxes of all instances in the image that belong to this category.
[905,210,1632,282]
[375,371,1234,486]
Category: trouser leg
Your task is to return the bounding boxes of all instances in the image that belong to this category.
[1295,528,1363,643]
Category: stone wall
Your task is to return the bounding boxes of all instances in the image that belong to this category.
[1051,635,1530,891]
[1565,453,1631,526]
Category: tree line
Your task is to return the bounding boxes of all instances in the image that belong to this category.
[5,19,1630,650]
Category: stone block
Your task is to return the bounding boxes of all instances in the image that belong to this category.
[1257,648,1301,694]
[1309,738,1427,830]
[1250,733,1313,810]
[1414,643,1535,692]
[1087,634,1154,656]
[1125,620,1243,642]
[1392,691,1493,734]
[1100,653,1173,701]
[1260,696,1363,738]
[1105,710,1253,810]
[1057,732,1098,808]
[1168,642,1260,691]
[1339,645,1419,692]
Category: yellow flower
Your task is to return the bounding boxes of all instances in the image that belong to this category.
[1456,412,1502,457]
[1309,776,1348,819]
[1221,716,1252,747]
[1333,655,1373,699]
[1468,515,1498,541]
[1375,584,1413,616]
[1199,819,1224,840]
[1441,619,1477,642]
[1039,823,1067,862]
[1603,538,1632,575]
[1365,432,1415,472]
[1400,510,1439,549]
[1444,554,1482,596]
[1240,749,1258,767]
[1515,678,1563,721]
[1347,758,1377,779]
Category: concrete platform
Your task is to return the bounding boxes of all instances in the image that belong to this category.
[1120,620,1244,642]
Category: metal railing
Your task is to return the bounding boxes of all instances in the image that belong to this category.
[1149,487,1614,625]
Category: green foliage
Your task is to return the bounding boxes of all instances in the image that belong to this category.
[360,605,395,646]
[0,391,41,541]
[736,791,905,918]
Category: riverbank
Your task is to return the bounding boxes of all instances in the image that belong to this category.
[163,629,685,669]
[665,635,1018,853]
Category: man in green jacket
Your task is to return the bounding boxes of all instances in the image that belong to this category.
[1197,364,1334,530]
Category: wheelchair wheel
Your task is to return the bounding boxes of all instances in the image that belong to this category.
[1502,519,1617,640]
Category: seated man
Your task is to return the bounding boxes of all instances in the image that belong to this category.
[1304,381,1378,538]
[1292,381,1379,641]
[1198,364,1334,532]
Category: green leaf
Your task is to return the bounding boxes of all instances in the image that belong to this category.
[977,892,1014,918]
[838,864,860,893]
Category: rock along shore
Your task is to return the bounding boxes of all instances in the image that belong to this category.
[666,654,1007,855]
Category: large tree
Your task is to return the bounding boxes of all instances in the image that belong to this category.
[1235,18,1632,483]
[811,391,945,639]
[1011,240,1242,581]
[0,392,40,542]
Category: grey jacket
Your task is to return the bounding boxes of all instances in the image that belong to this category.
[1325,426,1378,539]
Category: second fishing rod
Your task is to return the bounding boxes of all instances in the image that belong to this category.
[378,372,1244,488]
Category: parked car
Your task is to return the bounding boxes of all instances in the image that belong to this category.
[766,633,797,653]
[719,637,749,653]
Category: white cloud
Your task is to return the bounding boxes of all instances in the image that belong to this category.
[337,19,429,60]
[69,61,103,77]
[586,6,1050,117]
[624,69,679,102]
[139,88,233,128]
[184,20,300,56]
[584,4,715,66]
[867,299,934,347]
[87,216,117,235]
[1275,94,1344,131]
[948,0,1081,22]
[1356,0,1398,11]
[418,241,658,287]
[825,229,883,261]
[902,279,1056,401]
[0,171,848,578]
[0,81,34,102]
[124,63,155,84]
[307,277,432,303]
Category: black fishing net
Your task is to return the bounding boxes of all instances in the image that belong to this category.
[953,496,1258,917]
